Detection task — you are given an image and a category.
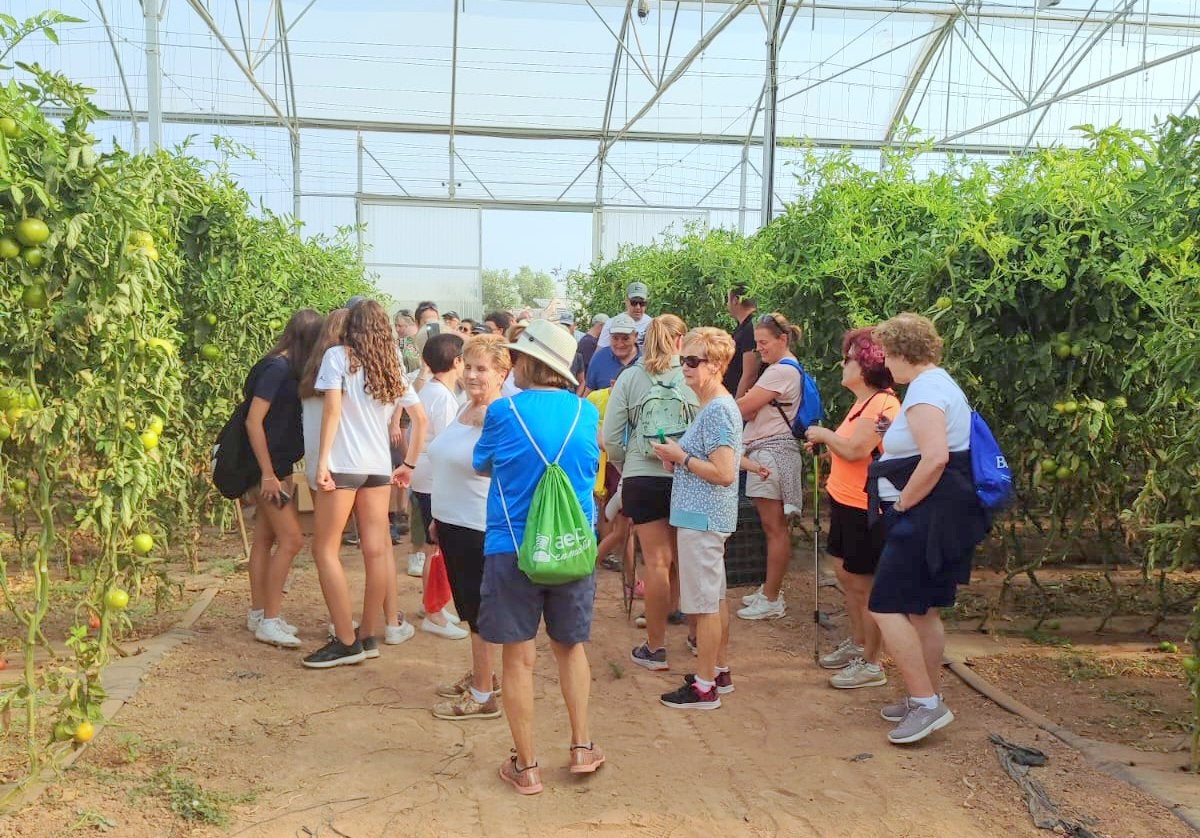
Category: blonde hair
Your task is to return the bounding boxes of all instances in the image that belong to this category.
[874,312,943,365]
[642,313,687,375]
[682,327,736,376]
[755,311,803,345]
[463,333,513,377]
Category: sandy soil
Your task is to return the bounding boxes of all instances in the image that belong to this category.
[1,529,1193,838]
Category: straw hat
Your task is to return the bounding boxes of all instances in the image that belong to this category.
[507,319,580,386]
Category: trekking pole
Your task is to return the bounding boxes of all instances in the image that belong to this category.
[811,449,821,663]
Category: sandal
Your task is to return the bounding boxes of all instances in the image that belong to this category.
[568,742,606,774]
[499,752,543,795]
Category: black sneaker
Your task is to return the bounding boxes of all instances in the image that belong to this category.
[302,638,366,669]
[667,610,686,625]
[660,680,721,710]
[685,671,734,695]
[360,635,380,660]
[630,643,668,671]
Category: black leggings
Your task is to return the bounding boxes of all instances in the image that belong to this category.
[436,520,485,632]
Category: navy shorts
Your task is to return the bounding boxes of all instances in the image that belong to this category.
[478,552,597,645]
[826,494,885,575]
[869,505,971,615]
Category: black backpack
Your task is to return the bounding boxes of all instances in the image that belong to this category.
[211,365,263,499]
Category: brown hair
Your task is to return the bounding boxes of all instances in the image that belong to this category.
[642,313,687,375]
[463,333,513,377]
[514,351,574,391]
[682,327,736,376]
[842,327,894,390]
[755,311,803,345]
[344,299,407,403]
[874,313,943,365]
[267,308,323,379]
[299,308,348,398]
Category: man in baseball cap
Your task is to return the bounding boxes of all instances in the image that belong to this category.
[584,312,641,395]
[597,281,652,349]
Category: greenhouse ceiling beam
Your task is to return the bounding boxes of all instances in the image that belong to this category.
[331,193,744,214]
[585,0,657,86]
[944,0,1027,105]
[884,15,956,145]
[185,0,290,131]
[778,27,934,104]
[252,0,317,71]
[602,0,754,154]
[46,105,1044,155]
[942,40,1200,144]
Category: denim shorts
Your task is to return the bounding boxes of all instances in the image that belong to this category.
[478,552,597,645]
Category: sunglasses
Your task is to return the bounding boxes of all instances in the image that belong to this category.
[628,299,647,307]
[457,326,472,334]
[681,355,709,368]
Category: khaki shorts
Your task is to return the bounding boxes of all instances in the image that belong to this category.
[677,527,730,614]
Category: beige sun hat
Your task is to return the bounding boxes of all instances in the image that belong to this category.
[506,318,580,386]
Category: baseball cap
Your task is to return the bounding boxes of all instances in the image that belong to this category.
[345,295,366,309]
[557,310,575,325]
[590,313,609,326]
[442,310,459,320]
[626,281,650,301]
[608,313,637,335]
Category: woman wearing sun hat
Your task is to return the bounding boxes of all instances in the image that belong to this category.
[474,318,605,795]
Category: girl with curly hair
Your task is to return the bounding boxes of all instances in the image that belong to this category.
[302,299,429,669]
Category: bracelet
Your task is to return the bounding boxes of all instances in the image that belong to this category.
[402,460,416,469]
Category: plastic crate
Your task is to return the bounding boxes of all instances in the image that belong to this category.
[724,495,766,587]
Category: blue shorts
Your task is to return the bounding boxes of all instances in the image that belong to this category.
[869,506,970,615]
[478,552,597,645]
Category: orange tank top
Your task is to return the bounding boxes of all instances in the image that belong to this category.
[825,391,901,510]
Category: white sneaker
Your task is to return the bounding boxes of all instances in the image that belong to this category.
[741,585,765,606]
[255,617,301,648]
[247,609,264,631]
[385,621,416,645]
[421,617,468,640]
[737,595,786,621]
[442,608,461,625]
[407,552,426,578]
[819,637,864,669]
[829,658,887,690]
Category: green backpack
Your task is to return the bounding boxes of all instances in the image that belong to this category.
[497,398,597,586]
[631,366,697,457]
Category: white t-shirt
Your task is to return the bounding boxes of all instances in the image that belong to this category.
[410,379,463,494]
[314,345,418,476]
[428,415,489,531]
[878,367,971,500]
[597,313,652,348]
[301,396,323,488]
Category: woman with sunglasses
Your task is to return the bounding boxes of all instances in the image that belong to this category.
[603,314,696,672]
[649,328,742,708]
[804,329,900,689]
[736,312,807,621]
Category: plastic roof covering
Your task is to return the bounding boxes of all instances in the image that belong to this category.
[7,0,1200,238]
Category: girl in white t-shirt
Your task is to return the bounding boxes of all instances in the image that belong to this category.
[301,300,429,670]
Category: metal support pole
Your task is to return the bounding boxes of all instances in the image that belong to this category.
[144,0,162,150]
[356,132,365,260]
[760,0,781,228]
[449,0,460,199]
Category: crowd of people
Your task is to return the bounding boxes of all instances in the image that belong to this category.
[234,284,989,794]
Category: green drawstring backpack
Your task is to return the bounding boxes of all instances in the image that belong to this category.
[497,398,597,585]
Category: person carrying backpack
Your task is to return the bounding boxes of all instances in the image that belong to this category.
[735,312,808,621]
[474,318,605,795]
[603,315,698,672]
[866,313,990,746]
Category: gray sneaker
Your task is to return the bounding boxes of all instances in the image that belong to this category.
[819,638,864,670]
[829,658,887,689]
[880,697,913,722]
[887,701,954,744]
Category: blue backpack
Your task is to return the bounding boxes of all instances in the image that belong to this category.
[969,411,1013,510]
[774,358,824,438]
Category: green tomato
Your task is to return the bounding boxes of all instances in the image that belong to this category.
[20,394,36,410]
[1040,458,1058,474]
[21,284,48,309]
[132,533,154,555]
[1182,657,1200,674]
[1054,343,1072,359]
[0,421,10,442]
[147,416,164,435]
[1069,344,1083,358]
[204,312,218,326]
[104,588,130,610]
[140,429,159,451]
[1055,466,1072,480]
[1062,400,1078,415]
[199,343,221,361]
[0,388,18,410]
[15,218,50,246]
[1108,395,1127,410]
[0,236,19,259]
[22,247,44,269]
[52,721,74,742]
[0,117,19,139]
[10,478,28,492]
[268,318,283,332]
[934,296,952,311]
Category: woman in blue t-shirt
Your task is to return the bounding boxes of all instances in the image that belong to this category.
[650,327,743,710]
[243,309,322,649]
[473,319,604,795]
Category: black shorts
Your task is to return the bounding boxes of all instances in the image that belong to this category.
[329,472,391,490]
[412,491,433,544]
[826,494,885,575]
[436,520,485,632]
[621,475,673,525]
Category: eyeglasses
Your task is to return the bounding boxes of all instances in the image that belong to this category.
[628,299,647,307]
[681,355,709,368]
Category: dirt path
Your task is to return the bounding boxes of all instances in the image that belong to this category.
[2,534,1192,838]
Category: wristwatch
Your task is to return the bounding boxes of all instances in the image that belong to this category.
[682,454,694,471]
